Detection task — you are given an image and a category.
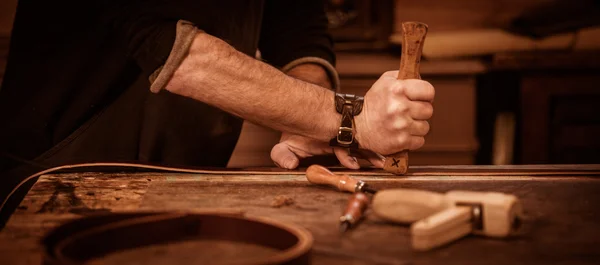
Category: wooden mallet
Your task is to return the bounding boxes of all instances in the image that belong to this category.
[383,21,429,175]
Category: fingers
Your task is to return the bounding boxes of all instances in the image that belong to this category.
[409,136,425,150]
[408,100,433,120]
[410,120,430,136]
[381,70,399,78]
[399,79,435,102]
[270,143,300,169]
[357,150,385,168]
[333,147,361,170]
[333,148,385,169]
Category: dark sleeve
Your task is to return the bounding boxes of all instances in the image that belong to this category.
[259,0,336,69]
[104,1,213,79]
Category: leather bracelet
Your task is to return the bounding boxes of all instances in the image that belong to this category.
[329,93,364,149]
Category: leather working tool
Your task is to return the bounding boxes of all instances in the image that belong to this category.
[383,21,429,175]
[305,165,374,233]
[372,188,523,251]
[305,164,377,194]
[41,211,313,265]
[339,192,370,233]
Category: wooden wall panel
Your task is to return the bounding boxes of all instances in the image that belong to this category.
[0,0,17,35]
[520,74,600,164]
[393,0,555,33]
[0,36,8,84]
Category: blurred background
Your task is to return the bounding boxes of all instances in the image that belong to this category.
[1,0,599,167]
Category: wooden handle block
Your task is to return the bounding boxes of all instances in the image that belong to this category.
[371,188,448,224]
[383,152,409,175]
[383,21,428,175]
[411,206,473,251]
[445,190,523,237]
[306,165,358,193]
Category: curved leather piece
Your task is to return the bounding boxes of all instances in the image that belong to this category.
[41,211,313,265]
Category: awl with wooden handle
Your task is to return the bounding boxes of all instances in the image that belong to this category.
[339,192,370,233]
[383,21,429,175]
[306,165,377,194]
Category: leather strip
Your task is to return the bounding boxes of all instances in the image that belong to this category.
[41,211,313,265]
[330,93,363,149]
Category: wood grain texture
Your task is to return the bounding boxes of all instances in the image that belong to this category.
[1,165,600,264]
[393,0,556,33]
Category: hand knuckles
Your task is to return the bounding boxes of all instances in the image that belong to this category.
[386,104,397,116]
[387,103,408,116]
[396,133,410,146]
[398,104,409,114]
[390,119,409,130]
[389,81,405,95]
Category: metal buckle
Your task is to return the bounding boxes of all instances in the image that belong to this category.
[337,127,354,145]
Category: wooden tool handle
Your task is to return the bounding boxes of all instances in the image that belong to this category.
[342,192,370,225]
[371,188,448,224]
[411,206,473,251]
[306,165,358,193]
[383,22,429,175]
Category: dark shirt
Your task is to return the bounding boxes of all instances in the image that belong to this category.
[0,0,335,227]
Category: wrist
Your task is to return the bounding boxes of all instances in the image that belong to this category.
[328,93,364,150]
[322,89,342,141]
[353,103,367,150]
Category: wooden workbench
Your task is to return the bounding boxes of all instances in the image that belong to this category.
[1,165,600,264]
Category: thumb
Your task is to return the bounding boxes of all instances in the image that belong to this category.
[270,143,300,169]
[333,147,361,170]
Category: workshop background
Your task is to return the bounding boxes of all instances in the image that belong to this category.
[1,0,599,167]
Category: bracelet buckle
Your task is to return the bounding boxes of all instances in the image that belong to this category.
[330,93,363,150]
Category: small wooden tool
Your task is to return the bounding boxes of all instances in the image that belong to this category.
[371,188,449,224]
[372,189,523,251]
[306,165,377,194]
[339,192,370,233]
[383,21,429,175]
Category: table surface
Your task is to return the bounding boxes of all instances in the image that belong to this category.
[1,164,600,265]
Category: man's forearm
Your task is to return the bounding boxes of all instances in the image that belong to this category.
[285,63,333,91]
[164,32,339,142]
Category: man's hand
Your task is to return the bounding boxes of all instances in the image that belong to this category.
[270,132,385,170]
[271,63,384,170]
[354,71,435,155]
[165,32,434,163]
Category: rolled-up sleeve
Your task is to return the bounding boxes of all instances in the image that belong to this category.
[107,1,179,78]
[105,1,204,92]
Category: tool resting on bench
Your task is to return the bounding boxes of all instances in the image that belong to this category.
[372,188,523,250]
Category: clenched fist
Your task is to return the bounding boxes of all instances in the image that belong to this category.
[354,70,435,155]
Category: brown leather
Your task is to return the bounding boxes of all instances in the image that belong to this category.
[41,211,313,265]
[330,93,363,149]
